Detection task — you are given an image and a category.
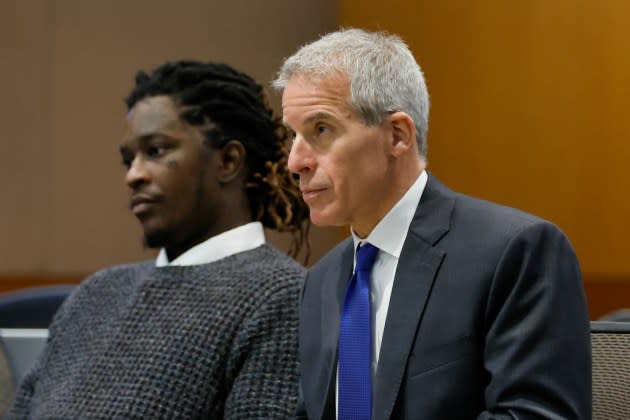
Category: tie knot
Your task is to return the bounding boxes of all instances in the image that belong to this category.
[356,242,379,272]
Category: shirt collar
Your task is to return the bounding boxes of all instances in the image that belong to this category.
[352,170,427,259]
[155,221,266,267]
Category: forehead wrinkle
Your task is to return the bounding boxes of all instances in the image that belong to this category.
[302,111,339,127]
[284,95,352,124]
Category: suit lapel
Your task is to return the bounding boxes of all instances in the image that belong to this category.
[315,240,354,419]
[372,174,455,420]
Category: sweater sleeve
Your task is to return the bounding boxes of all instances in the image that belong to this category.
[5,265,136,419]
[5,277,88,419]
[223,281,301,419]
[6,349,40,419]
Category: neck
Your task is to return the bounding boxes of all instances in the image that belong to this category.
[165,196,253,261]
[351,161,424,238]
[165,218,253,261]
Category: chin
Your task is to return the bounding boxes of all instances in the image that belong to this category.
[308,209,346,228]
[142,229,172,249]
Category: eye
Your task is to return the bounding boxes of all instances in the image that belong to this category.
[120,151,134,169]
[146,145,165,158]
[315,124,329,136]
[288,129,297,141]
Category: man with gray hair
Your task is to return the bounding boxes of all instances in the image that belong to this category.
[274,28,591,419]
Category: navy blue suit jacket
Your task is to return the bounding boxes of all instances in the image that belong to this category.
[297,174,591,419]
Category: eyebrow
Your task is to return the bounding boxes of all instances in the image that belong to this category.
[303,111,337,126]
[284,111,338,129]
[118,133,163,154]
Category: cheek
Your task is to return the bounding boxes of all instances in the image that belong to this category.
[330,148,381,186]
[165,174,199,210]
[318,130,387,197]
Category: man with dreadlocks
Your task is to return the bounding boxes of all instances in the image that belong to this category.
[7,60,310,419]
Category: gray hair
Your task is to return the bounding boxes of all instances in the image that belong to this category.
[273,28,430,157]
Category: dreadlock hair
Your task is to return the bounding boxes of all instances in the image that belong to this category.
[125,60,310,261]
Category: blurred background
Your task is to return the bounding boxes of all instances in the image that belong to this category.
[1,0,629,319]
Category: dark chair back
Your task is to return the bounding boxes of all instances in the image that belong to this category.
[0,285,75,328]
[599,308,630,322]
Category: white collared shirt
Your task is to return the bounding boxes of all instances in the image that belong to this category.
[336,170,427,418]
[351,169,427,372]
[155,221,266,267]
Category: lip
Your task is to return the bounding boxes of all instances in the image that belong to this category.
[301,187,326,201]
[130,194,159,215]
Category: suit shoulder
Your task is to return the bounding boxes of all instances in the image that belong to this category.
[423,174,569,246]
[454,192,563,231]
[447,192,575,257]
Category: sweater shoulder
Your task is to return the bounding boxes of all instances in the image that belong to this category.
[60,261,153,311]
[206,244,306,287]
[77,260,154,292]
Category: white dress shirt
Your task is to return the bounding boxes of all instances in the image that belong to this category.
[351,169,427,372]
[155,221,266,267]
[336,170,427,417]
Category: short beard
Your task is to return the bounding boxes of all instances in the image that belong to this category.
[142,229,173,250]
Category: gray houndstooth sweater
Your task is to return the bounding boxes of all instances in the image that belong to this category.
[7,244,304,419]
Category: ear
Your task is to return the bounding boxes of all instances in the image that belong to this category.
[217,140,247,184]
[388,112,417,158]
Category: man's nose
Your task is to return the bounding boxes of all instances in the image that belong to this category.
[287,135,316,175]
[125,156,150,188]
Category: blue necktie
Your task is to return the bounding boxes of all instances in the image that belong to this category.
[338,242,379,420]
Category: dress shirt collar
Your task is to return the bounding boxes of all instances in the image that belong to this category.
[351,170,427,260]
[155,221,266,267]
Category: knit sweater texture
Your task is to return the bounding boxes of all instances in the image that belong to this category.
[7,244,305,419]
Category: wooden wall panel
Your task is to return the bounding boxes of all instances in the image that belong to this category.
[46,0,340,273]
[0,1,53,272]
[0,0,340,281]
[341,0,630,314]
[583,276,630,320]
